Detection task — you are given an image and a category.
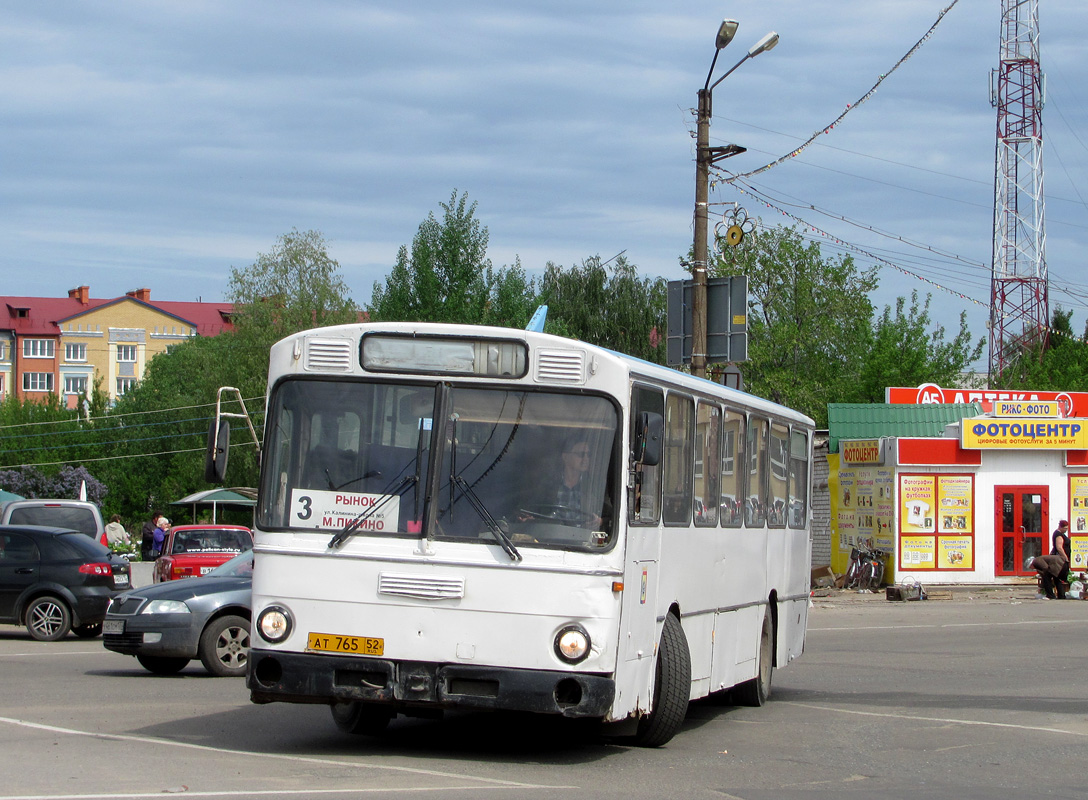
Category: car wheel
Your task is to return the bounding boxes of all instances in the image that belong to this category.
[136,655,189,675]
[330,701,394,735]
[25,596,72,641]
[72,622,103,638]
[198,615,250,677]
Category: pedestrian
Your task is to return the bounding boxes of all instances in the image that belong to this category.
[104,514,129,547]
[1052,519,1072,562]
[141,511,162,560]
[1029,553,1069,600]
[151,517,171,559]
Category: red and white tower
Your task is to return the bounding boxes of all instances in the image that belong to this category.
[989,0,1047,381]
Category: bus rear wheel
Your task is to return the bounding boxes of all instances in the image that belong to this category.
[331,701,394,736]
[734,613,773,707]
[633,613,690,747]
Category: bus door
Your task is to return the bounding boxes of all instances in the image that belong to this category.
[994,485,1048,576]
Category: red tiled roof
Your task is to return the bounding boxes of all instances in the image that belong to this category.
[0,292,233,337]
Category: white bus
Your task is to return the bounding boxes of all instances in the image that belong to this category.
[212,322,814,746]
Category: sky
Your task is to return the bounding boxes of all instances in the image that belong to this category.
[3,1,1087,370]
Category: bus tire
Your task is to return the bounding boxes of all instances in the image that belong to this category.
[330,701,394,736]
[734,613,773,707]
[633,613,690,747]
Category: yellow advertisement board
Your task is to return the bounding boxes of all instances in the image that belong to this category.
[938,536,973,569]
[961,417,1088,449]
[900,474,936,533]
[937,475,973,534]
[901,536,936,569]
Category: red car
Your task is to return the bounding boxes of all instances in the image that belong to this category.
[153,525,253,583]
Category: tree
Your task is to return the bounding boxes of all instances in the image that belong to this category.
[0,464,106,503]
[229,228,358,342]
[540,255,667,363]
[370,191,493,323]
[852,291,985,403]
[1000,307,1088,390]
[711,225,878,426]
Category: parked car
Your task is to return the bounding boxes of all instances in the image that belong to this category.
[0,524,131,641]
[152,524,252,583]
[103,549,252,676]
[0,499,106,545]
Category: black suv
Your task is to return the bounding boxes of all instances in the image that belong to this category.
[0,525,131,641]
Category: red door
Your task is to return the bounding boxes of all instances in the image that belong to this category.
[994,486,1048,576]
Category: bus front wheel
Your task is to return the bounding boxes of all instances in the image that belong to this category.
[734,613,773,707]
[330,701,393,736]
[633,613,691,747]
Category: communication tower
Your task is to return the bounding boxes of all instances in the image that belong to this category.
[989,0,1047,380]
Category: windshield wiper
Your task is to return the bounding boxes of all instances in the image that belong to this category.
[451,474,521,562]
[328,474,417,549]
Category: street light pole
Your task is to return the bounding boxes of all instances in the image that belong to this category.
[691,26,779,379]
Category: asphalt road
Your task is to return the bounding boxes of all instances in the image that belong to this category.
[0,590,1084,800]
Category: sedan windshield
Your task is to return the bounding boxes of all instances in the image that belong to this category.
[259,379,618,551]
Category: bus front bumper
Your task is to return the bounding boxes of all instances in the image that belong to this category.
[247,649,615,719]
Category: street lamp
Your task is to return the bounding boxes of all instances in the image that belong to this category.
[691,23,779,379]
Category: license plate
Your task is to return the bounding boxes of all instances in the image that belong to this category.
[199,566,214,575]
[103,619,125,635]
[113,574,130,587]
[307,632,384,656]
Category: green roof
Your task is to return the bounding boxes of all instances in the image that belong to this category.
[827,403,983,453]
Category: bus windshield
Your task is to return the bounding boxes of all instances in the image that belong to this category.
[259,379,619,551]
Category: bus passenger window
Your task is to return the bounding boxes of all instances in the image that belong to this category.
[746,417,768,527]
[662,393,694,526]
[629,386,663,524]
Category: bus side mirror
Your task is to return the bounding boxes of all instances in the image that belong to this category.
[205,418,230,484]
[637,412,664,467]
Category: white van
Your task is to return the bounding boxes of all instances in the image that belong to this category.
[0,499,106,543]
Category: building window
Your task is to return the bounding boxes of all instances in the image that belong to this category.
[64,376,88,395]
[117,344,138,362]
[116,377,137,396]
[0,342,6,361]
[65,343,87,362]
[23,372,54,392]
[23,339,55,358]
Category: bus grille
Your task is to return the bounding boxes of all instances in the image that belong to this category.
[535,349,584,384]
[378,572,465,600]
[305,339,354,372]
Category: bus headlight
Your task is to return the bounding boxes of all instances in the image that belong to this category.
[256,605,293,643]
[554,625,591,663]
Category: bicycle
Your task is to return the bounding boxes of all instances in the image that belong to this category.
[844,540,886,590]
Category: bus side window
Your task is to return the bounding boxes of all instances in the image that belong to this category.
[662,393,694,526]
[629,386,663,524]
[746,416,768,527]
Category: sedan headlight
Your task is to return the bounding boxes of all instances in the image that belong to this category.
[141,599,191,615]
[554,624,591,663]
[257,605,293,643]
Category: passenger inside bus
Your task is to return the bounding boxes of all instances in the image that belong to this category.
[518,433,612,531]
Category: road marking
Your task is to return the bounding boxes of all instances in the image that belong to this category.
[0,651,106,658]
[782,701,1088,738]
[0,716,575,796]
[810,618,1088,632]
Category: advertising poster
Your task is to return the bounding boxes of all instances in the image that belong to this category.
[1069,476,1088,535]
[875,469,895,545]
[837,468,857,549]
[1071,537,1088,571]
[900,535,936,568]
[854,468,875,542]
[899,474,936,534]
[937,475,974,533]
[938,536,974,570]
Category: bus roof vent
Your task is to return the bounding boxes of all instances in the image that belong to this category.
[379,572,466,601]
[535,349,585,384]
[305,338,353,372]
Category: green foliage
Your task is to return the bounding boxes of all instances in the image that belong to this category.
[1000,308,1088,390]
[370,191,495,324]
[229,228,358,341]
[540,255,667,363]
[852,291,985,403]
[712,225,878,425]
